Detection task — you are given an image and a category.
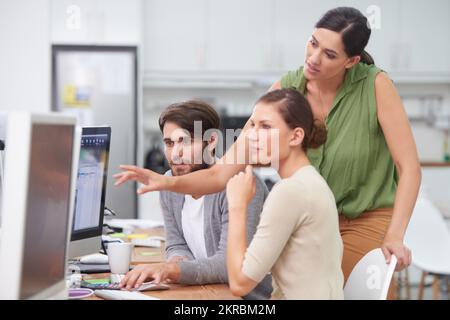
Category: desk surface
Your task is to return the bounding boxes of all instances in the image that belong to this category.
[85,227,240,300]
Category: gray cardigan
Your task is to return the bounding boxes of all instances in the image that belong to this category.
[159,170,273,300]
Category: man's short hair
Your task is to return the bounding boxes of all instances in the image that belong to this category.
[158,100,221,138]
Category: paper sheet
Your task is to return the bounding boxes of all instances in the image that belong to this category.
[105,219,164,231]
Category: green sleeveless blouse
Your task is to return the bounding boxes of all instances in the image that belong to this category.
[281,63,397,219]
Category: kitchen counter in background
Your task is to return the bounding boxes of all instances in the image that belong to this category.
[421,162,450,167]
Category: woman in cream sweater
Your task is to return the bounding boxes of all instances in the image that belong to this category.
[226,88,344,299]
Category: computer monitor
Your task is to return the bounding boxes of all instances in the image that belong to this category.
[0,112,80,299]
[68,126,111,259]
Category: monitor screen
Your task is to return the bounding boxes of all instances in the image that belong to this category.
[71,127,110,240]
[20,123,74,299]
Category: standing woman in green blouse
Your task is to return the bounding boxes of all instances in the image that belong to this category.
[268,7,421,298]
[114,7,420,298]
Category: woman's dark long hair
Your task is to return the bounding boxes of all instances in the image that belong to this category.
[316,7,374,65]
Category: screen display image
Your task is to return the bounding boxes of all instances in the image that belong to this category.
[73,134,109,232]
[71,127,111,242]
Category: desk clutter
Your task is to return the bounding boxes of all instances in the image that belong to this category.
[0,113,237,301]
[103,232,165,248]
[105,219,164,233]
[103,218,166,249]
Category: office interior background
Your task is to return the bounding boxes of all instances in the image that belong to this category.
[0,0,449,300]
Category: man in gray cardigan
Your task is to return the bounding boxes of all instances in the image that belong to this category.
[120,100,272,299]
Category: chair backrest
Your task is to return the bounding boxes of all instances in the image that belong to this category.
[404,196,450,274]
[344,248,397,300]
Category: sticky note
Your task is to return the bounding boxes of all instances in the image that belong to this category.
[127,233,149,239]
[139,252,160,256]
[109,233,126,238]
[62,85,90,107]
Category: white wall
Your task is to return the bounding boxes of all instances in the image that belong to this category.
[0,0,51,113]
[0,0,143,113]
[50,0,142,45]
[0,0,151,219]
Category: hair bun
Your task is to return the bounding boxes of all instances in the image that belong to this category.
[307,121,327,149]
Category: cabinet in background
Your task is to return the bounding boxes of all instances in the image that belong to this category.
[142,0,450,83]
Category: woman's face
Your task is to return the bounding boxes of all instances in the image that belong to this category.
[304,28,358,81]
[246,102,303,167]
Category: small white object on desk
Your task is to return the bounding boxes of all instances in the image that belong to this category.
[94,289,159,300]
[67,273,82,288]
[110,273,125,285]
[79,253,109,264]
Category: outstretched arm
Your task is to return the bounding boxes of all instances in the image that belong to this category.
[114,121,250,198]
[113,80,282,198]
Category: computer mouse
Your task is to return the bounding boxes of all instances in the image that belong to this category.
[79,253,109,264]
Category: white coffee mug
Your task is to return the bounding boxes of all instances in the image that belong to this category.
[107,242,134,275]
